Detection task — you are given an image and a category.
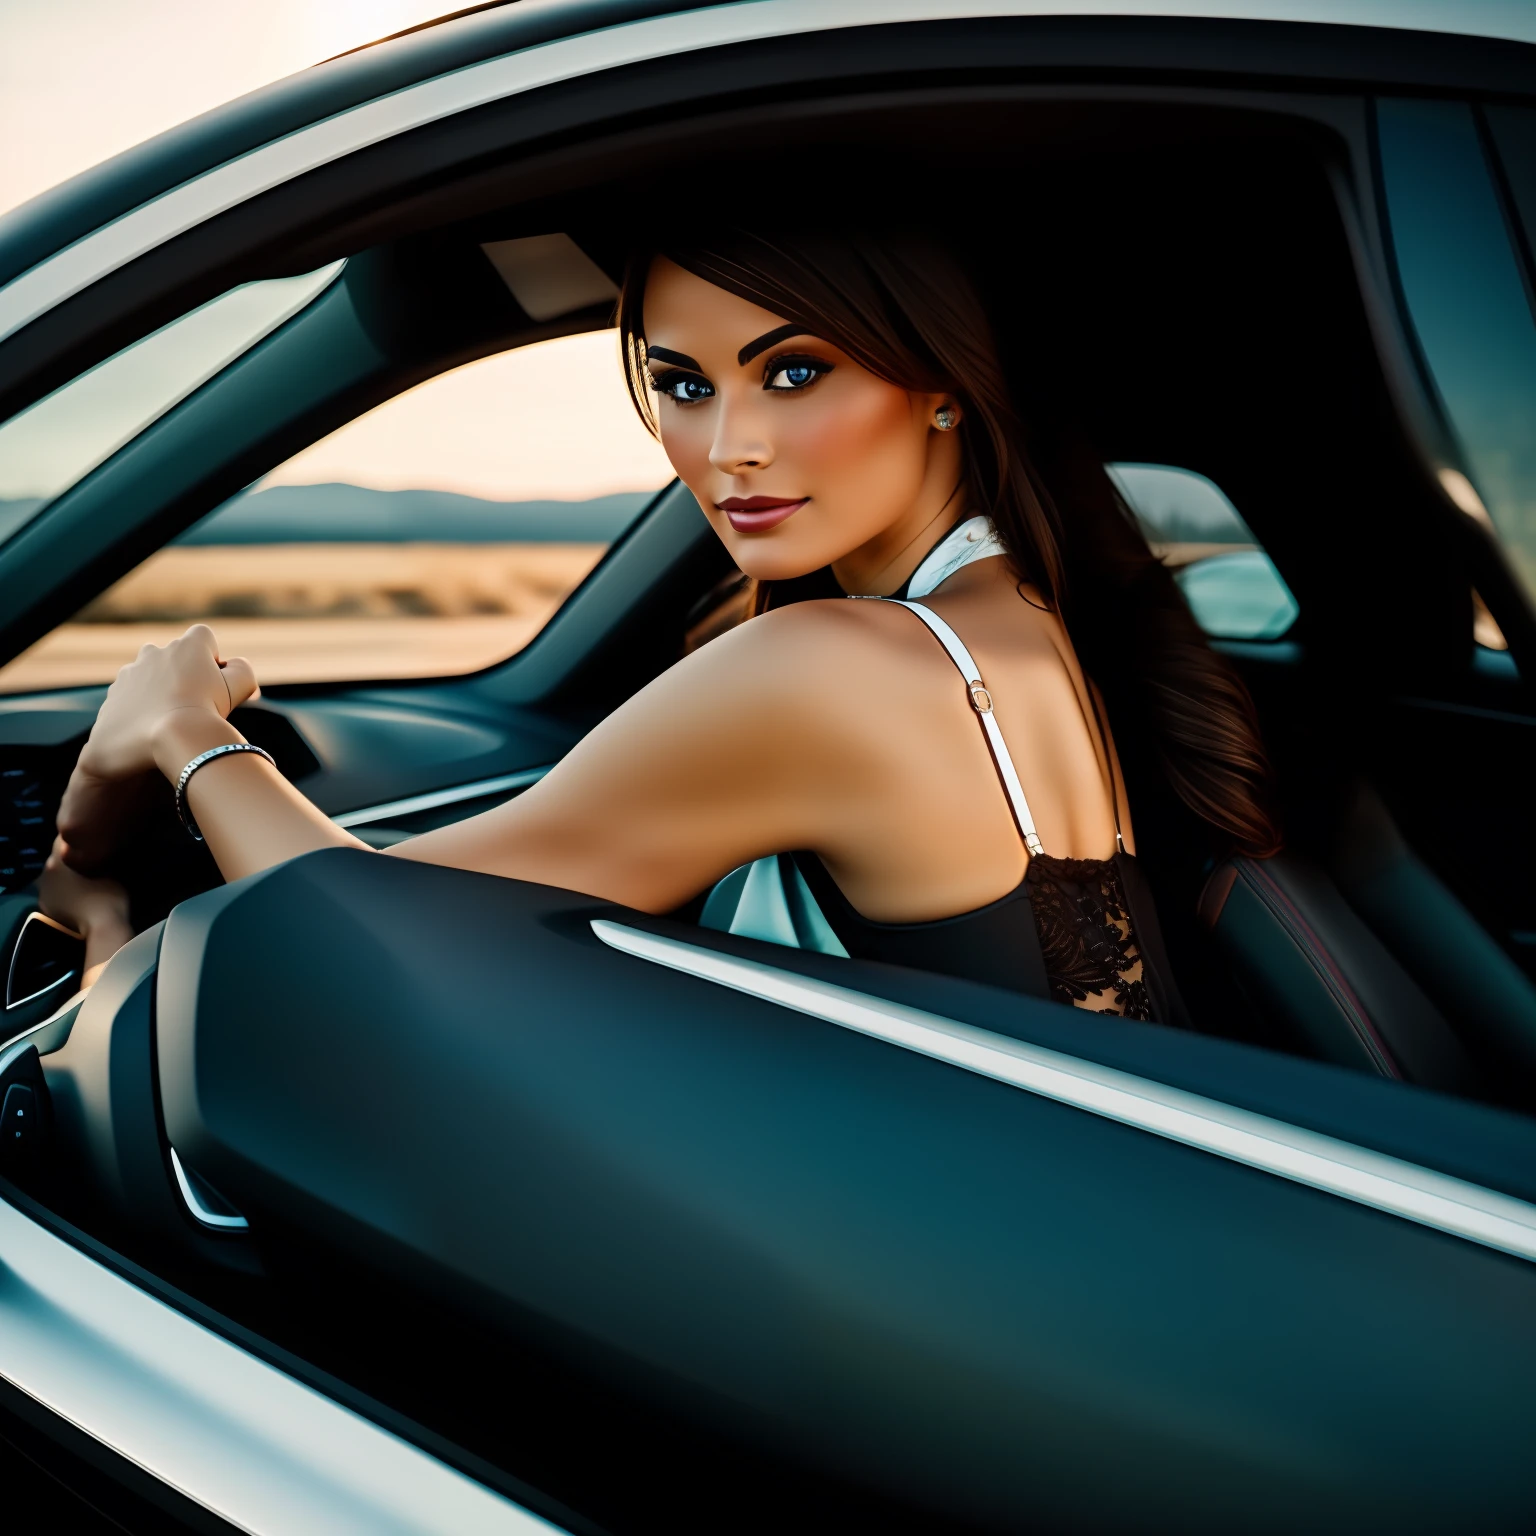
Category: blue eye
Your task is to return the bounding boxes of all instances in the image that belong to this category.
[653,372,714,404]
[764,356,832,392]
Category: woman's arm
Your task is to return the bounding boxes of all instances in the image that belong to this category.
[151,706,369,878]
[385,607,858,910]
[57,626,368,881]
[393,602,884,907]
[58,610,868,913]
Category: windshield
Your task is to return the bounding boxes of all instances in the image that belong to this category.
[0,262,344,543]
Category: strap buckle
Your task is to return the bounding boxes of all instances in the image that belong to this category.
[968,681,993,713]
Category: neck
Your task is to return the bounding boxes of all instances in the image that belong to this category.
[832,496,964,597]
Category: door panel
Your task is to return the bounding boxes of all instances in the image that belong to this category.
[152,849,1536,1533]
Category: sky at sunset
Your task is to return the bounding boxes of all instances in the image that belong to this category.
[0,1,675,505]
[263,331,675,501]
[0,1,455,218]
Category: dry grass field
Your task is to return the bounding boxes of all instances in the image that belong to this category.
[0,542,607,691]
[0,534,1383,695]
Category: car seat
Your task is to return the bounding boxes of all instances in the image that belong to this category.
[1198,783,1536,1103]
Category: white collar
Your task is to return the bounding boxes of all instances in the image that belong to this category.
[905,515,1007,599]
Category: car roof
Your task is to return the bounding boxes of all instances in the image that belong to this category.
[1,0,1534,339]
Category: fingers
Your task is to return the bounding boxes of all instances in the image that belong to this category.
[218,656,259,711]
[55,767,156,873]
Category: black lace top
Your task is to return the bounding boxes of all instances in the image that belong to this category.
[1025,854,1153,1020]
[794,846,1180,1025]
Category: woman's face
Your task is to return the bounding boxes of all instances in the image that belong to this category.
[641,257,964,594]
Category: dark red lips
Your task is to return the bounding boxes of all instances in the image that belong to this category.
[716,495,808,533]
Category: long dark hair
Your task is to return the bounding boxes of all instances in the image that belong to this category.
[617,230,1281,858]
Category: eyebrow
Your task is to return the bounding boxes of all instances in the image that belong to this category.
[645,346,701,370]
[738,323,813,366]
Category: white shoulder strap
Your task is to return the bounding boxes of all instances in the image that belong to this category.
[883,599,1045,859]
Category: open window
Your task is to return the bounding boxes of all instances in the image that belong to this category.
[0,264,344,544]
[0,329,672,691]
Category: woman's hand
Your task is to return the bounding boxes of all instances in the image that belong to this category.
[39,836,133,985]
[58,625,258,871]
[79,625,258,781]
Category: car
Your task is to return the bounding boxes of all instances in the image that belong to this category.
[1,2,1536,1530]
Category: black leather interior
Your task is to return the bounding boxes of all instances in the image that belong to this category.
[1199,852,1478,1090]
[1331,782,1536,1096]
[1199,784,1536,1104]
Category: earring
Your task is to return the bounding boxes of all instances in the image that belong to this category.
[934,405,960,431]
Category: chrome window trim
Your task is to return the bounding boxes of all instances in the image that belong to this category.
[5,1,1536,349]
[0,1192,565,1533]
[592,918,1536,1265]
[331,765,550,829]
[168,1147,250,1232]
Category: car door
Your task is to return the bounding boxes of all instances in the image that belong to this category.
[3,7,1536,1534]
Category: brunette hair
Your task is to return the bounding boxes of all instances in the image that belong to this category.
[617,230,1281,858]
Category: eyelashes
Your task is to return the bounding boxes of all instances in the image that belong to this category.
[763,354,834,391]
[648,352,836,405]
[649,370,714,403]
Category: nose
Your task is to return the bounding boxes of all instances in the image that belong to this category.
[708,392,774,477]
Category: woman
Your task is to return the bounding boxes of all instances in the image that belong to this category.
[42,228,1279,1020]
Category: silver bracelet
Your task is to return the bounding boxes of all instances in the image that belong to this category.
[175,743,276,842]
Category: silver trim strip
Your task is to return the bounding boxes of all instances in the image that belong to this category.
[168,1147,250,1232]
[332,766,550,829]
[5,1,1536,347]
[4,966,74,1012]
[0,1193,565,1532]
[0,993,85,1060]
[5,912,80,1011]
[0,1035,40,1084]
[591,919,1536,1265]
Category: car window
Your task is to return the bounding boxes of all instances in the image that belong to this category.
[1377,99,1536,606]
[1107,463,1299,641]
[0,263,344,541]
[0,329,674,692]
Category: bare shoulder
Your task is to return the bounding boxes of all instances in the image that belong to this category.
[693,590,1079,708]
[678,596,940,692]
[617,597,961,772]
[534,595,945,852]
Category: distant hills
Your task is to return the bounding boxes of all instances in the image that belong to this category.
[0,484,663,547]
[0,471,1252,550]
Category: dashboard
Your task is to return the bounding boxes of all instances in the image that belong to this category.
[0,687,574,916]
